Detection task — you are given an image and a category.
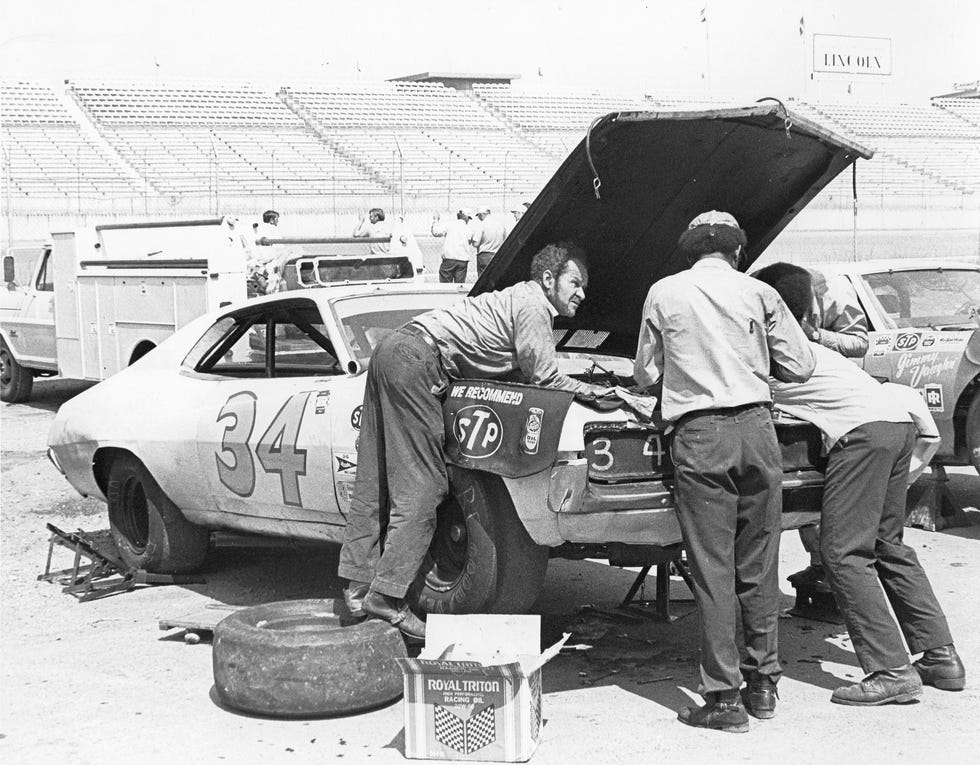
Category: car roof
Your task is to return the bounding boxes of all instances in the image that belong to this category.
[473,104,873,357]
[818,258,980,275]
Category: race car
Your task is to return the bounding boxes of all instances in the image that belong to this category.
[49,104,873,614]
[821,259,980,474]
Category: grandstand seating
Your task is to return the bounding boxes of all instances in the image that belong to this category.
[1,80,976,215]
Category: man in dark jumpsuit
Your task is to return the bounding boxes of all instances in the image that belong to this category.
[338,242,610,639]
[634,211,816,732]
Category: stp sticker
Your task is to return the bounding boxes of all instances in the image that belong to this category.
[922,384,944,412]
[894,333,920,351]
[453,405,503,458]
[350,405,362,430]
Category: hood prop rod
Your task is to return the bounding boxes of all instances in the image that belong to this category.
[585,115,607,199]
[755,97,793,139]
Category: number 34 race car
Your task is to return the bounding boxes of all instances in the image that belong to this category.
[50,105,879,614]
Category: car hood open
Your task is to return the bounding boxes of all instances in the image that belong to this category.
[472,103,873,357]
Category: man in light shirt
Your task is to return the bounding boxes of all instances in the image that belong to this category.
[755,264,965,706]
[755,263,870,591]
[635,211,815,731]
[339,242,612,640]
[352,208,392,255]
[473,206,509,277]
[431,208,479,283]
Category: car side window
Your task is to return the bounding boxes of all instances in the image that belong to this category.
[182,301,341,378]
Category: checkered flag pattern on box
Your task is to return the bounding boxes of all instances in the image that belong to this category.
[433,704,497,754]
[529,669,542,737]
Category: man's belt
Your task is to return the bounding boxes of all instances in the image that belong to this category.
[401,322,441,358]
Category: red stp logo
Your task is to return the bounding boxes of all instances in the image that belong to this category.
[453,405,503,458]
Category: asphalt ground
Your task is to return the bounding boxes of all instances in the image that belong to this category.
[1,378,979,764]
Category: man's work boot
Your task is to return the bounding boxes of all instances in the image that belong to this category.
[913,644,966,691]
[786,564,832,594]
[742,674,778,719]
[343,580,370,620]
[677,691,750,733]
[362,590,427,641]
[830,666,923,706]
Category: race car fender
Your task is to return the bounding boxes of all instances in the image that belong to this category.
[442,379,573,477]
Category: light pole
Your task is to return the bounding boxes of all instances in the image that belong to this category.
[270,148,276,206]
[503,149,510,212]
[392,133,404,215]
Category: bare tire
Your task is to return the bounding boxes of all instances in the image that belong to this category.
[416,468,549,615]
[967,395,980,476]
[0,338,33,403]
[213,599,406,717]
[107,453,209,573]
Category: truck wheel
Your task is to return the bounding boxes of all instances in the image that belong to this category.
[416,468,549,615]
[213,599,406,718]
[967,395,980,476]
[107,453,209,573]
[0,338,33,403]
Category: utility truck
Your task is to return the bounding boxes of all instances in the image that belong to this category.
[1,217,248,403]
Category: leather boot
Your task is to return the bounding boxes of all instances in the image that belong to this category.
[831,666,922,706]
[786,564,832,594]
[362,590,427,641]
[914,644,966,691]
[677,691,750,733]
[742,674,778,719]
[342,580,370,620]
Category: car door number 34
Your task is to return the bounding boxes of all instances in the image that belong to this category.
[215,391,312,507]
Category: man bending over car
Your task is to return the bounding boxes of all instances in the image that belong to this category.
[754,263,966,706]
[338,241,612,640]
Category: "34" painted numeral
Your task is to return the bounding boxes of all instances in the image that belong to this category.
[215,391,312,506]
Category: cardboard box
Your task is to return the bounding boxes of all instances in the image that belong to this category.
[397,615,568,762]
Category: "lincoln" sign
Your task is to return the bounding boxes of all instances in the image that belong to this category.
[813,34,892,76]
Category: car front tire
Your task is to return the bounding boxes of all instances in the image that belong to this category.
[0,338,33,403]
[416,467,549,615]
[107,453,209,573]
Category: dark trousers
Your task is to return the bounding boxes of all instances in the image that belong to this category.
[820,421,952,673]
[438,258,469,283]
[476,251,495,277]
[337,328,448,598]
[672,405,783,696]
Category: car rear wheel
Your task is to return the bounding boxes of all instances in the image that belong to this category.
[107,453,209,573]
[0,338,33,403]
[967,395,980,476]
[416,467,549,615]
[213,599,406,718]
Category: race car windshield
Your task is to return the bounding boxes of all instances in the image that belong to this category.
[330,291,464,365]
[860,268,980,329]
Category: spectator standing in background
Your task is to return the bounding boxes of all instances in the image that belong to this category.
[473,206,508,277]
[353,208,392,255]
[431,209,478,283]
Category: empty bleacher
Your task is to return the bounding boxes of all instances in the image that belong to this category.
[1,82,143,201]
[1,79,976,217]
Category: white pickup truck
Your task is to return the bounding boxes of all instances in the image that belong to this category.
[1,217,248,402]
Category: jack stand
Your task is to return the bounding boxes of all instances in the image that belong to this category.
[620,557,696,622]
[38,523,204,602]
[905,464,968,532]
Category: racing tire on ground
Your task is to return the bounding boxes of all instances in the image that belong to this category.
[106,453,209,573]
[0,338,33,403]
[967,395,980,476]
[416,467,550,615]
[212,599,406,718]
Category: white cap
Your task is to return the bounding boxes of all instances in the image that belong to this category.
[687,210,740,229]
